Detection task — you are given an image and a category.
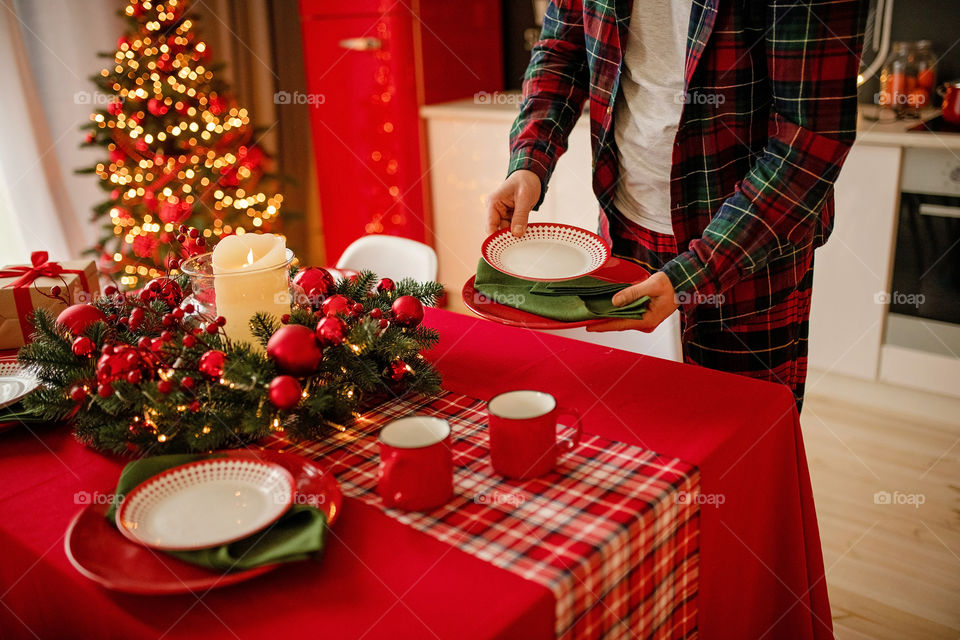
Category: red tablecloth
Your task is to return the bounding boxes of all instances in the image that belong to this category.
[0,309,831,639]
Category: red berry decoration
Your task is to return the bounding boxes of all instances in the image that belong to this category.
[147,97,169,116]
[183,335,197,348]
[315,316,347,347]
[292,267,335,306]
[97,383,114,398]
[72,336,95,357]
[391,296,424,328]
[268,375,302,410]
[157,380,174,394]
[69,385,87,403]
[376,278,395,294]
[266,325,322,375]
[321,294,354,318]
[140,277,184,307]
[198,350,227,378]
[368,308,383,319]
[181,376,195,389]
[56,304,106,335]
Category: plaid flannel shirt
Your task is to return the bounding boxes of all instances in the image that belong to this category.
[509,0,866,304]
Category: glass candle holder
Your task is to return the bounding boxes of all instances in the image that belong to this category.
[180,248,295,348]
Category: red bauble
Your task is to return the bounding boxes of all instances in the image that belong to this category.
[315,316,347,347]
[198,350,227,378]
[376,278,395,294]
[391,296,424,328]
[321,294,354,318]
[158,198,192,224]
[107,100,123,116]
[293,267,335,307]
[72,336,95,357]
[268,375,302,410]
[57,304,106,335]
[266,325,322,375]
[389,360,410,382]
[109,148,126,164]
[69,384,87,403]
[147,98,169,116]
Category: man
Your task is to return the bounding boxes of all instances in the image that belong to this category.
[486,0,866,410]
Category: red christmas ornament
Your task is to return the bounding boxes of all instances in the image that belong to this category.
[315,316,347,347]
[368,308,383,320]
[268,375,302,410]
[147,98,169,116]
[97,383,114,398]
[198,350,227,378]
[266,325,322,375]
[389,360,410,382]
[321,294,354,318]
[159,198,192,224]
[132,234,160,258]
[208,95,227,115]
[157,379,173,394]
[376,278,395,294]
[292,267,335,306]
[109,148,126,164]
[391,296,424,328]
[72,336,95,357]
[57,304,106,335]
[84,132,95,144]
[69,385,87,403]
[107,100,123,116]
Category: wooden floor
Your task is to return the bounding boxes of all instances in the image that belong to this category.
[802,370,960,639]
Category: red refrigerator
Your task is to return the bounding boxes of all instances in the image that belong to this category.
[299,0,503,263]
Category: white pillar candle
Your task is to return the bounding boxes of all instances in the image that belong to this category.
[212,233,290,348]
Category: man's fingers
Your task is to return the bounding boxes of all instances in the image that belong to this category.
[510,184,538,236]
[486,198,504,235]
[612,279,649,307]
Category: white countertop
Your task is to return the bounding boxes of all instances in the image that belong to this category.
[421,91,960,150]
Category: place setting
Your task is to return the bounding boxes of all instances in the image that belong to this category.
[462,223,652,329]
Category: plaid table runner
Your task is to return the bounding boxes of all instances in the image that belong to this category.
[266,391,700,639]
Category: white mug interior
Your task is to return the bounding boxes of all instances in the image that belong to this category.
[380,416,450,449]
[488,390,557,420]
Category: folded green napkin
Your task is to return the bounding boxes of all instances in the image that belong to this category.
[474,259,649,322]
[106,453,327,571]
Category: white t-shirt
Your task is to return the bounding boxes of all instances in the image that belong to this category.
[612,0,693,236]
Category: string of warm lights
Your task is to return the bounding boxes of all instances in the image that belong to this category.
[83,0,284,288]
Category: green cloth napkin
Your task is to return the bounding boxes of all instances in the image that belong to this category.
[106,453,327,571]
[474,259,649,322]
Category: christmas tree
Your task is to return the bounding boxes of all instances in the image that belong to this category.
[80,0,283,289]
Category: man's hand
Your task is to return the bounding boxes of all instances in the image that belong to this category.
[586,271,679,333]
[486,169,542,236]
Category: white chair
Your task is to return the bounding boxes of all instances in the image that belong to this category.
[335,235,438,282]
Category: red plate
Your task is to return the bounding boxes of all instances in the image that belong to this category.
[463,256,650,330]
[65,448,341,594]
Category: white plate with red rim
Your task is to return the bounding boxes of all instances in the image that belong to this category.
[116,458,296,551]
[481,223,611,282]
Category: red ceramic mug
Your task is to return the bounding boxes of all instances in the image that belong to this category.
[487,390,583,480]
[377,416,453,511]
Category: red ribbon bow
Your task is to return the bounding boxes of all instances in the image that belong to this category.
[0,252,66,289]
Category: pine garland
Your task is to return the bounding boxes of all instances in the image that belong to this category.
[18,271,443,456]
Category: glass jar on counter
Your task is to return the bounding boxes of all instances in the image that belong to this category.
[879,42,917,116]
[913,40,938,108]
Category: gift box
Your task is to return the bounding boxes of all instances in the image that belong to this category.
[0,252,101,349]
